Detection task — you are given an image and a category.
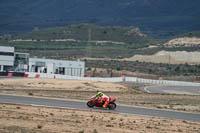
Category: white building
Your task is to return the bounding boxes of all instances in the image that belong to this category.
[14,52,29,72]
[0,46,15,71]
[29,58,85,77]
[0,46,85,77]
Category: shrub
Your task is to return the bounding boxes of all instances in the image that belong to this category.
[79,130,84,133]
[28,92,33,96]
[93,129,98,133]
[37,124,43,129]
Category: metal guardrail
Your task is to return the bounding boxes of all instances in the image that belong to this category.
[25,72,200,86]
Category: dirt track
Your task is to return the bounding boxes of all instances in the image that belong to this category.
[0,78,126,91]
[0,104,200,133]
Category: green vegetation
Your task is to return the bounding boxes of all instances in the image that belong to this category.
[1,24,200,60]
[1,38,200,60]
[0,24,157,59]
[179,31,200,38]
[0,40,151,59]
[86,60,200,77]
[17,24,154,45]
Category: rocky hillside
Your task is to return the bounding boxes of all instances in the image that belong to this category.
[124,51,200,64]
[1,0,200,38]
[163,37,200,47]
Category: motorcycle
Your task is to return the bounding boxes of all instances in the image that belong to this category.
[87,95,117,110]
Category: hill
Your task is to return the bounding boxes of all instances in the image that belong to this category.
[159,31,200,47]
[16,24,153,45]
[124,50,200,64]
[179,31,200,38]
[0,24,156,59]
[163,37,200,48]
[1,0,200,38]
[2,25,200,60]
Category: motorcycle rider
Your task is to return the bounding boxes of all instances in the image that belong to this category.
[97,91,110,108]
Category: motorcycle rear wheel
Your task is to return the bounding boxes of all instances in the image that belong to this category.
[87,101,94,108]
[108,103,117,110]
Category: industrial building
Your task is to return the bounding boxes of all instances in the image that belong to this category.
[0,46,15,71]
[0,46,85,77]
[15,52,30,72]
[29,58,84,77]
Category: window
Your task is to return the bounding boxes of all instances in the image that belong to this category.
[0,52,14,56]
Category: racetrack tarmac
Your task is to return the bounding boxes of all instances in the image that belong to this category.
[141,86,200,95]
[0,94,200,122]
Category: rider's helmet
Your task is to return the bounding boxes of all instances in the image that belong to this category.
[98,92,103,96]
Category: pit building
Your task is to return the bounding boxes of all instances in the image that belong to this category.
[0,46,85,77]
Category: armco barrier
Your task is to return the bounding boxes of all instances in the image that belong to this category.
[24,73,29,78]
[25,72,123,82]
[125,77,137,82]
[25,72,200,86]
[135,78,200,86]
[12,72,25,77]
[8,73,13,77]
[35,74,40,78]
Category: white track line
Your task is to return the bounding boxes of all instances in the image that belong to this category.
[144,86,151,93]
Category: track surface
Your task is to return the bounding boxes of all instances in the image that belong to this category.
[141,86,200,95]
[0,94,200,122]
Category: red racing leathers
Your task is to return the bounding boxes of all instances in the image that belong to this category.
[98,93,109,108]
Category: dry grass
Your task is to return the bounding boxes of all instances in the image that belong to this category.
[0,104,200,133]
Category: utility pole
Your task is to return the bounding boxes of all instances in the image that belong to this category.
[88,28,91,41]
[86,28,92,57]
[168,55,171,64]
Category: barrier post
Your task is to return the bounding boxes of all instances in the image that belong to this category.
[35,74,40,78]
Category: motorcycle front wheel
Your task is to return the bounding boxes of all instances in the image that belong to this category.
[108,103,117,110]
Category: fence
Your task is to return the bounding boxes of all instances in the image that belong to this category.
[25,72,200,86]
[134,78,200,87]
[26,72,123,83]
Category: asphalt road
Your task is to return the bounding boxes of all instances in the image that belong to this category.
[141,86,200,95]
[0,94,200,122]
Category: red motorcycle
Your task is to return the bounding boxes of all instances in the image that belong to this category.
[87,95,117,110]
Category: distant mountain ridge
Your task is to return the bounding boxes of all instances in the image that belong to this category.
[1,0,200,38]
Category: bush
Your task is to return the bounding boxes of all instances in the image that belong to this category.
[37,124,43,129]
[79,130,84,133]
[28,92,33,96]
[93,129,98,133]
